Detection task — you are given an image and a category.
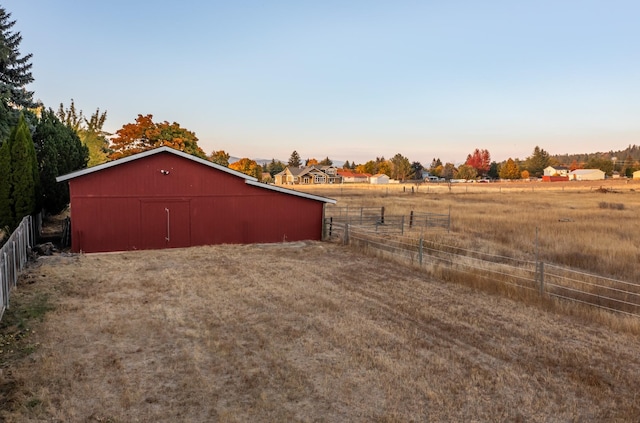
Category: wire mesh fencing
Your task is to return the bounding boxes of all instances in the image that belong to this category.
[324,220,640,318]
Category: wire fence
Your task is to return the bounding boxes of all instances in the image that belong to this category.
[324,219,640,318]
[0,215,38,321]
[324,206,451,235]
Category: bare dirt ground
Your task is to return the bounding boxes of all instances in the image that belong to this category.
[2,241,640,422]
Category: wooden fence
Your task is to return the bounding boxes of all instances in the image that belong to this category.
[0,215,37,321]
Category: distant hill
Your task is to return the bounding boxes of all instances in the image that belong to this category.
[553,144,640,166]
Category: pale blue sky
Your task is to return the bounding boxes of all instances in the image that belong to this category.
[4,0,639,164]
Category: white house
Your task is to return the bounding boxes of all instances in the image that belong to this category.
[569,169,605,181]
[544,166,569,177]
[370,173,390,184]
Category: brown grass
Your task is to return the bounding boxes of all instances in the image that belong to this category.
[305,179,640,281]
[2,242,640,421]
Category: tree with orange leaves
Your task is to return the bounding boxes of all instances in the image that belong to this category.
[229,158,262,179]
[109,114,206,160]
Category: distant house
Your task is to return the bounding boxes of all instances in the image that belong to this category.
[569,169,605,181]
[337,170,370,183]
[633,170,640,180]
[542,166,569,182]
[544,166,569,177]
[274,165,342,185]
[370,174,390,184]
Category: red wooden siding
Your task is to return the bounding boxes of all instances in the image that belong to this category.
[63,150,332,253]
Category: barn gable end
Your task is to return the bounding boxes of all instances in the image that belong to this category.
[56,147,336,253]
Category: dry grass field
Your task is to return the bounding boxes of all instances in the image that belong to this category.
[2,240,640,422]
[304,179,640,282]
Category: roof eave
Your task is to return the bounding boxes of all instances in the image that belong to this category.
[56,147,257,183]
[244,180,336,204]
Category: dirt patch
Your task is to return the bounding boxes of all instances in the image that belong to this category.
[1,242,640,421]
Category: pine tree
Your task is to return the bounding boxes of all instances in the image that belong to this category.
[288,150,301,167]
[525,146,550,178]
[0,7,35,140]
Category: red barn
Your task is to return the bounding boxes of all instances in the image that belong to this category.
[56,147,336,253]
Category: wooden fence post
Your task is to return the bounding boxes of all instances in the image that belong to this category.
[538,262,545,296]
[409,211,414,228]
[344,223,349,246]
[419,237,423,266]
[381,207,385,224]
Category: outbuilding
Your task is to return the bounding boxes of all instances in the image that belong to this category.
[56,147,336,253]
[568,169,605,181]
[370,174,390,184]
[633,170,640,180]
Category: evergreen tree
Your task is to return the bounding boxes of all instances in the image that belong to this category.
[267,159,285,177]
[410,161,423,179]
[319,156,333,166]
[488,161,499,179]
[288,150,301,167]
[0,7,35,139]
[9,114,38,223]
[33,109,89,213]
[525,146,550,177]
[0,138,12,229]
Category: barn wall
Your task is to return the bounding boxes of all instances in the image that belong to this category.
[68,152,326,252]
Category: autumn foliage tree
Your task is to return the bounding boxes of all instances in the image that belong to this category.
[229,158,262,179]
[499,158,521,180]
[109,114,206,160]
[455,164,477,180]
[57,99,110,167]
[465,148,491,176]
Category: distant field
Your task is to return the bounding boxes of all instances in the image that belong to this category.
[300,179,640,282]
[2,242,640,421]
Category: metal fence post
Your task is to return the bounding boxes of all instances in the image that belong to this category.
[409,211,414,229]
[418,237,423,266]
[538,262,545,296]
[401,216,405,235]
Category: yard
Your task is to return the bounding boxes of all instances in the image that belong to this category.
[1,240,640,422]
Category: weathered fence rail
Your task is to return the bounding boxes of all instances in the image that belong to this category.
[0,215,36,321]
[324,221,640,318]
